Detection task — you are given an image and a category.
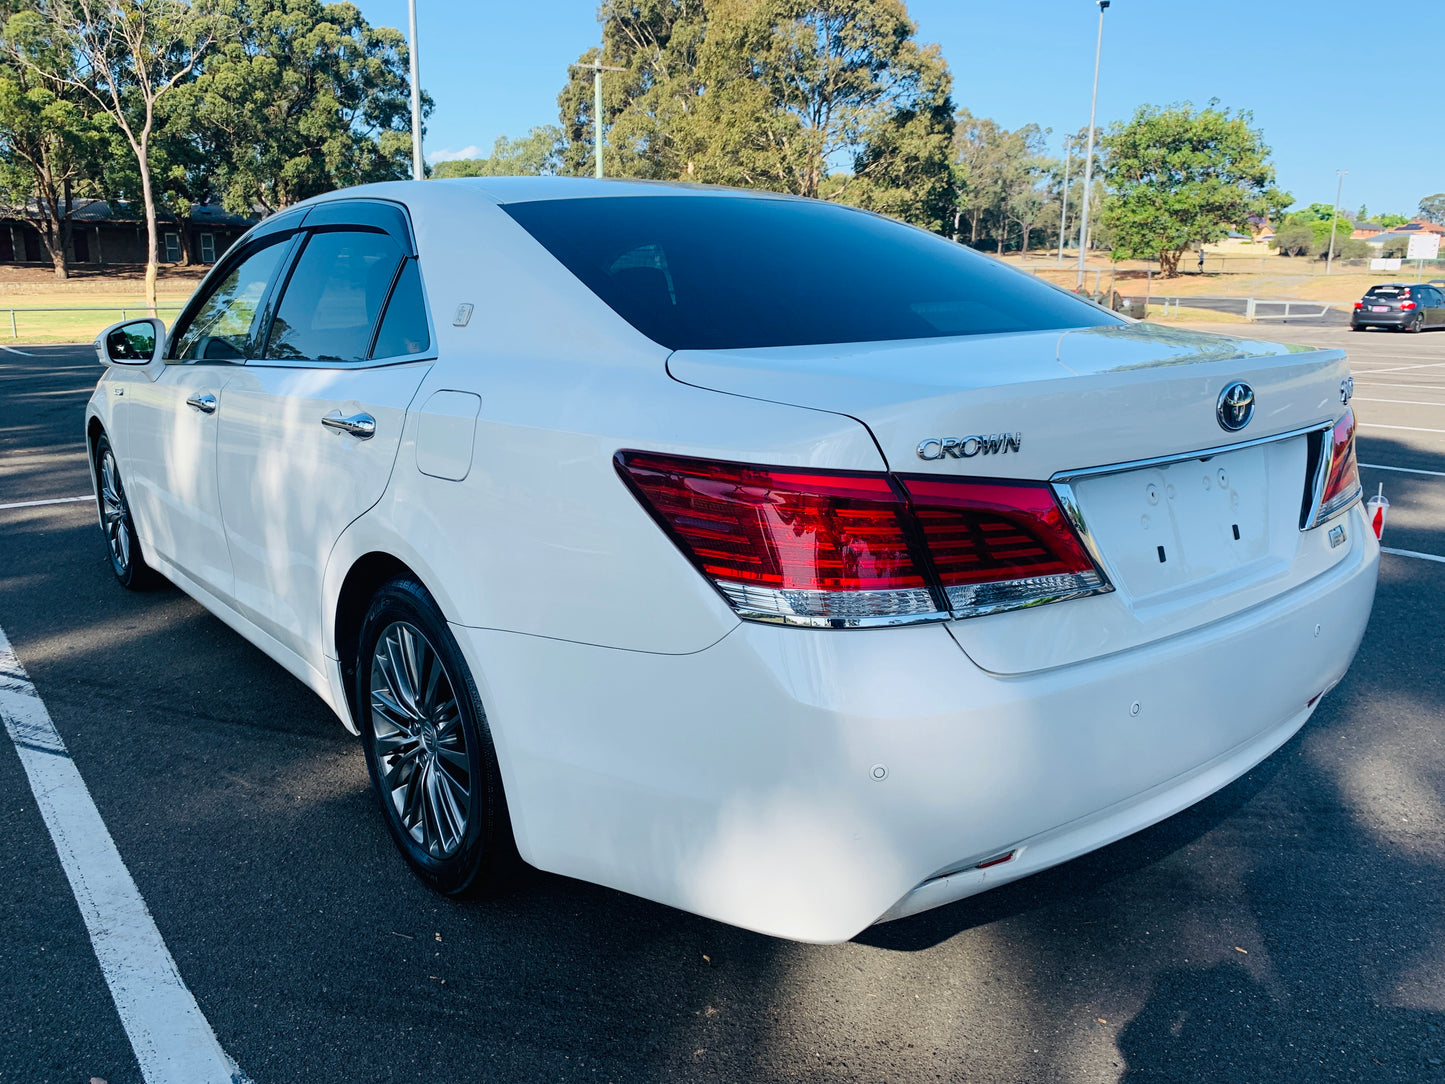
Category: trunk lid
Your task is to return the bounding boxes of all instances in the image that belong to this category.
[668,324,1357,674]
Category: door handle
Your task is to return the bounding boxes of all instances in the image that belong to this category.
[186,393,217,414]
[322,411,376,439]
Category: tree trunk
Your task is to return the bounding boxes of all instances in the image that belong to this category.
[1159,249,1181,277]
[139,150,158,314]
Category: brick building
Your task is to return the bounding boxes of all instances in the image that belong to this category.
[0,199,256,268]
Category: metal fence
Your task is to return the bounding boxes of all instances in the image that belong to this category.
[2,304,184,340]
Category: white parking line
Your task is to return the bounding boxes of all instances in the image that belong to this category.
[1359,423,1445,435]
[1382,547,1445,565]
[0,495,91,511]
[1359,463,1445,478]
[0,624,252,1084]
[1352,381,1445,392]
[1355,397,1445,407]
[1356,363,1445,374]
[0,344,33,356]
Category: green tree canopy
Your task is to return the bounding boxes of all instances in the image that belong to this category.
[0,6,114,278]
[432,127,562,178]
[1377,213,1409,229]
[1273,221,1313,257]
[169,0,423,215]
[1099,102,1288,276]
[555,0,955,232]
[1418,193,1445,225]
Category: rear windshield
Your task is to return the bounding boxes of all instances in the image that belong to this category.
[1366,286,1405,297]
[503,195,1120,350]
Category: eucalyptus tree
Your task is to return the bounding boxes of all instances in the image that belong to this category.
[557,0,955,231]
[170,0,421,216]
[16,0,221,309]
[0,8,112,278]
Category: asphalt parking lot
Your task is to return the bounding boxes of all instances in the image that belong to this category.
[0,325,1442,1084]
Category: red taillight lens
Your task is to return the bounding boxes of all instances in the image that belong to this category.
[900,477,1105,613]
[615,452,936,625]
[1311,407,1361,527]
[1401,301,1417,310]
[616,452,1110,627]
[1353,301,1363,309]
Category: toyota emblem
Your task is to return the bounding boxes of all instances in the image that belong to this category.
[1216,382,1255,432]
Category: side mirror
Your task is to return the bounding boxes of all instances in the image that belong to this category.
[95,317,166,378]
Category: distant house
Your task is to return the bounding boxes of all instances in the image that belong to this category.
[1351,223,1383,239]
[0,198,256,268]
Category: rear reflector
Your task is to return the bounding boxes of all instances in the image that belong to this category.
[1309,407,1362,528]
[616,451,1109,628]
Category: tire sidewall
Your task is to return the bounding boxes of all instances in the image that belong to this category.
[94,434,144,589]
[356,579,503,896]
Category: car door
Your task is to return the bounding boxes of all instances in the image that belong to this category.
[215,199,434,670]
[121,230,296,599]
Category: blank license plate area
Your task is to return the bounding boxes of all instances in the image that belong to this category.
[1069,439,1304,604]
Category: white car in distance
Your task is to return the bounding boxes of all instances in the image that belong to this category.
[87,179,1377,943]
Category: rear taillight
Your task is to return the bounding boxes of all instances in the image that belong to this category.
[616,451,1109,628]
[1308,408,1362,528]
[1353,301,1363,310]
[1401,301,1417,310]
[900,477,1106,615]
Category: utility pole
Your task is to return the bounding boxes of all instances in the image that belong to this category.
[1326,169,1347,275]
[572,58,626,178]
[1076,0,1109,289]
[408,0,423,180]
[1057,140,1072,267]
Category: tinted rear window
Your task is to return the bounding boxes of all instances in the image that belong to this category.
[1365,286,1404,297]
[503,195,1120,350]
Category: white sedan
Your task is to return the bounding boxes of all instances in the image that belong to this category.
[86,179,1377,943]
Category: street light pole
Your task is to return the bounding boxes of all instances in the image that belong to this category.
[1057,139,1072,267]
[1075,0,1109,289]
[572,58,626,178]
[1326,169,1347,276]
[408,0,423,180]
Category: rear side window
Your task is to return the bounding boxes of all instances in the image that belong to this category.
[172,238,290,361]
[370,260,430,358]
[503,195,1119,350]
[265,230,404,362]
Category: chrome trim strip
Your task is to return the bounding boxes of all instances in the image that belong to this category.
[1049,422,1332,485]
[729,607,953,630]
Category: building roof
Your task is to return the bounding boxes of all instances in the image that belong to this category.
[4,197,255,228]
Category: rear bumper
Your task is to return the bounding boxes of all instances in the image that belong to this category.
[456,505,1378,943]
[1351,311,1412,327]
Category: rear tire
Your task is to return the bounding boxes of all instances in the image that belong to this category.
[1408,314,1424,333]
[357,578,518,896]
[94,434,159,590]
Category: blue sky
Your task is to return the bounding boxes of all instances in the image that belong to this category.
[357,0,1443,218]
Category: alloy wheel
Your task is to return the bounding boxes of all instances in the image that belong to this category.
[368,621,472,859]
[99,449,131,575]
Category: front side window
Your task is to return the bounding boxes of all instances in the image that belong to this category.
[171,238,290,361]
[503,195,1122,351]
[264,230,404,363]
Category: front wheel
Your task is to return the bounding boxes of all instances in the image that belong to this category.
[95,434,158,589]
[357,578,517,896]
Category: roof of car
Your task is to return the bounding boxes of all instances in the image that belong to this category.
[453,176,802,205]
